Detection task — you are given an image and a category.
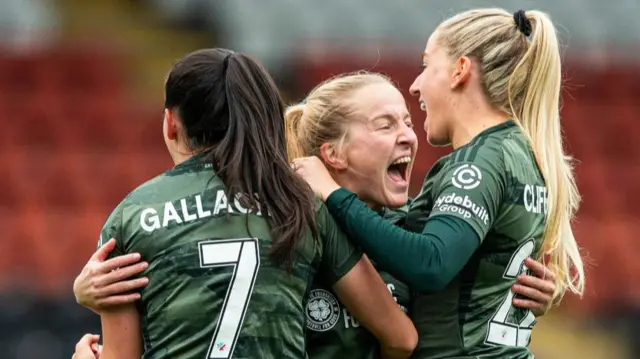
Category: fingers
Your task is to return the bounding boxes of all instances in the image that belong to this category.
[516,273,556,295]
[94,344,103,358]
[91,239,116,261]
[77,333,100,346]
[512,282,551,305]
[96,277,148,298]
[97,259,147,285]
[75,334,100,358]
[101,253,143,273]
[512,297,543,311]
[524,257,556,281]
[291,156,320,167]
[98,292,143,306]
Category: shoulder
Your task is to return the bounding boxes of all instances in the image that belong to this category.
[125,171,177,204]
[313,198,330,226]
[103,190,136,228]
[444,129,517,181]
[452,134,505,165]
[420,152,452,184]
[310,199,334,251]
[432,134,513,197]
[100,170,170,237]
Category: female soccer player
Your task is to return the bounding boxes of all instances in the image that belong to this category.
[73,70,557,359]
[82,48,417,359]
[286,73,417,359]
[293,8,585,359]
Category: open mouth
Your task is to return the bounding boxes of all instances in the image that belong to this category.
[387,156,411,185]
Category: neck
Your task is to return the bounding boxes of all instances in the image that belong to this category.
[450,108,510,149]
[169,145,198,166]
[330,170,383,212]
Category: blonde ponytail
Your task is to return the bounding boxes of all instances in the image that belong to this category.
[284,104,307,161]
[508,10,584,298]
[437,8,585,300]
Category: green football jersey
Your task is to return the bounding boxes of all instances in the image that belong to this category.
[97,155,362,359]
[406,120,546,359]
[305,206,412,359]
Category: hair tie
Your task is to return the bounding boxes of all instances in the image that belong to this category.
[513,10,532,37]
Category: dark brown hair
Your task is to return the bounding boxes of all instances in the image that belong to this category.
[165,48,318,267]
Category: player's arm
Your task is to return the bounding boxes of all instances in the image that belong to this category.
[332,255,417,359]
[99,303,143,359]
[317,204,417,359]
[90,200,143,359]
[316,149,506,293]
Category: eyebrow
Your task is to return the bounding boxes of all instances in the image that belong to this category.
[372,113,411,122]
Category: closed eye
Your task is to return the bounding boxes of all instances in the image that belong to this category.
[372,117,395,131]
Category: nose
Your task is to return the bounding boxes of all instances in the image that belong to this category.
[409,74,421,97]
[398,123,418,147]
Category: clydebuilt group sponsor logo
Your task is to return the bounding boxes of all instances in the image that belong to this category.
[434,192,490,225]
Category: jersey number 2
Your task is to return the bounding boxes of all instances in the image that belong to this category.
[198,238,260,359]
[485,239,536,347]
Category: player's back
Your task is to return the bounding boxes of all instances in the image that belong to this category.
[103,155,349,359]
[406,120,547,358]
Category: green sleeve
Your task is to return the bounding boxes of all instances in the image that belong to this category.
[382,203,410,226]
[316,202,363,285]
[429,148,505,240]
[325,188,478,292]
[96,200,127,258]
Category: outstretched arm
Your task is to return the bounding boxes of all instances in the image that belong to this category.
[326,188,479,292]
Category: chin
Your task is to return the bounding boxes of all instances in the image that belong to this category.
[427,133,451,147]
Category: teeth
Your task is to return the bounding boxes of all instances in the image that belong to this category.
[420,101,426,111]
[391,156,412,165]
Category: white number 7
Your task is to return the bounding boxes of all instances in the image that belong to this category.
[198,238,260,359]
[485,239,536,347]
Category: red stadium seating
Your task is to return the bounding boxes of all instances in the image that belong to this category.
[0,47,168,292]
[0,45,637,316]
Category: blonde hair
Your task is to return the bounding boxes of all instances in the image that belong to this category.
[437,9,584,299]
[285,72,393,161]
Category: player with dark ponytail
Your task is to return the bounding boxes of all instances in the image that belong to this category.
[73,49,416,359]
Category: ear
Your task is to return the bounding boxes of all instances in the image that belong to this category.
[164,108,179,141]
[451,56,472,89]
[319,142,348,170]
